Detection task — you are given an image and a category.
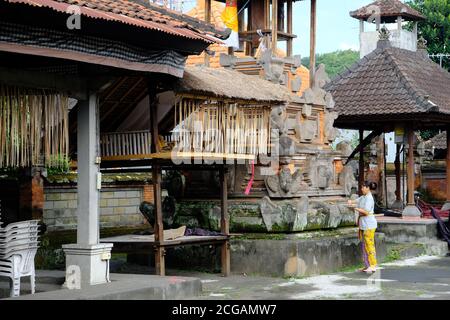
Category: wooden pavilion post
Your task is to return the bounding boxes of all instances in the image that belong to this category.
[204,0,211,67]
[149,81,165,275]
[287,0,293,57]
[358,129,364,195]
[402,128,421,217]
[271,0,278,52]
[220,166,230,276]
[441,128,450,211]
[391,143,404,209]
[309,0,317,88]
[265,0,271,29]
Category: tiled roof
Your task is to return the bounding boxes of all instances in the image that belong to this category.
[5,0,227,43]
[425,132,447,150]
[350,0,425,22]
[325,41,450,122]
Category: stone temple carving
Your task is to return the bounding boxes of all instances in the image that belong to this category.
[260,49,285,84]
[260,196,309,232]
[324,112,340,143]
[266,167,309,198]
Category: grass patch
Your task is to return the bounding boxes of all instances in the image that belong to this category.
[233,233,287,241]
[384,249,401,263]
[338,263,365,273]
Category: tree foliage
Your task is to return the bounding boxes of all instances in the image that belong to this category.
[406,0,450,69]
[302,50,360,79]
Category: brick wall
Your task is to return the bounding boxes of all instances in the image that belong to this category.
[43,185,152,231]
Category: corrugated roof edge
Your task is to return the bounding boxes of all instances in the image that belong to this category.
[4,0,224,44]
[129,0,230,39]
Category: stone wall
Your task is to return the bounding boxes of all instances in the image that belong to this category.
[43,185,153,231]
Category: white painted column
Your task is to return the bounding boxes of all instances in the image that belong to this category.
[63,93,112,288]
[77,93,100,245]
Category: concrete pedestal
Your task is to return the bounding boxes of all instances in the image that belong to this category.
[63,243,113,288]
[402,204,421,217]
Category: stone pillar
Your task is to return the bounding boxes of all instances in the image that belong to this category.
[402,129,421,217]
[441,129,450,211]
[63,93,112,288]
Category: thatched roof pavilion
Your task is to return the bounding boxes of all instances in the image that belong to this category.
[176,66,302,104]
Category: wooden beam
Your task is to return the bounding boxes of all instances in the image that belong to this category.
[152,162,165,276]
[358,129,364,195]
[220,167,230,277]
[309,0,317,88]
[287,0,293,57]
[271,0,278,52]
[100,77,129,103]
[149,80,164,275]
[265,0,271,29]
[104,88,148,132]
[100,78,144,122]
[204,0,211,67]
[394,144,402,202]
[406,129,415,206]
[446,128,450,202]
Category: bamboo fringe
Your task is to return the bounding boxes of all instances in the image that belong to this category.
[0,85,69,168]
[173,96,271,156]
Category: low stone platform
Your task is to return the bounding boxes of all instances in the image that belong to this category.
[377,217,440,242]
[2,271,202,300]
[230,228,388,278]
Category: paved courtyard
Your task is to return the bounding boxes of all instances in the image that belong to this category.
[163,255,450,300]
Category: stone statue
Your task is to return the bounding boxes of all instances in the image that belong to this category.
[265,167,309,198]
[317,165,332,189]
[295,112,317,143]
[324,111,340,143]
[302,64,331,106]
[260,49,285,84]
[139,196,176,229]
[339,165,357,196]
[271,106,288,136]
[336,141,353,157]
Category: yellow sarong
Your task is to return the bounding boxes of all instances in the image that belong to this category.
[360,228,377,268]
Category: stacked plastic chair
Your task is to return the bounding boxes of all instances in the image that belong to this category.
[0,220,40,297]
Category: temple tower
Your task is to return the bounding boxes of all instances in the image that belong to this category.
[350,0,425,58]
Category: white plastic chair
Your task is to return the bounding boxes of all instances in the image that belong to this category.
[0,220,40,297]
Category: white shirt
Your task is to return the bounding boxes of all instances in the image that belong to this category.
[356,192,377,230]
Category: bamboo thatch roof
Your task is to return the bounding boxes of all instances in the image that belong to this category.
[176,66,302,104]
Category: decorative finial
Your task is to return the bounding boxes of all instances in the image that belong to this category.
[378,25,391,40]
[417,36,427,50]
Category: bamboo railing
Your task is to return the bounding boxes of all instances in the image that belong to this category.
[100,130,152,157]
[172,96,272,156]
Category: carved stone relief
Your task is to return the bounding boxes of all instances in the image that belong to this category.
[265,167,309,198]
